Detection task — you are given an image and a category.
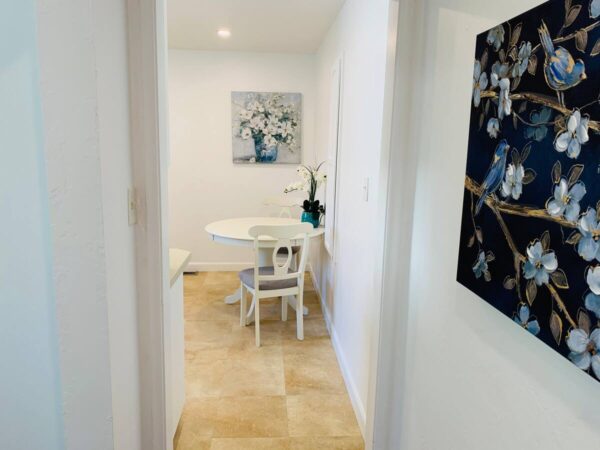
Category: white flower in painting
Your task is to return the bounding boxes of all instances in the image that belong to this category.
[501,163,524,200]
[523,241,558,286]
[472,251,489,280]
[249,157,256,163]
[241,128,252,140]
[472,60,488,107]
[586,266,600,295]
[577,208,600,262]
[250,116,265,131]
[546,178,586,222]
[513,304,540,336]
[554,110,590,159]
[591,0,600,19]
[487,25,505,51]
[498,78,512,120]
[487,118,500,138]
[240,109,253,120]
[512,41,532,78]
[491,61,510,88]
[566,327,600,378]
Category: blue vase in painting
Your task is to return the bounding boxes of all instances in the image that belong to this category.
[301,211,320,228]
[254,137,278,163]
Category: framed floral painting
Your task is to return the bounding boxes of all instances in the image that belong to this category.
[457,0,600,382]
[231,91,302,164]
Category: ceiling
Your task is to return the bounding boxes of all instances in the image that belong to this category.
[167,0,346,53]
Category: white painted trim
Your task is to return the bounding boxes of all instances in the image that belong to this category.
[186,262,254,272]
[126,0,169,449]
[308,265,367,437]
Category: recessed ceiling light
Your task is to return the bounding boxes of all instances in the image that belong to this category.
[217,28,231,39]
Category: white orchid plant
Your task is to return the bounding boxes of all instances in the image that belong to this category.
[238,94,299,150]
[284,163,327,217]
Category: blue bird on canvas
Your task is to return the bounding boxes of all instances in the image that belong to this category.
[475,140,510,215]
[538,21,587,96]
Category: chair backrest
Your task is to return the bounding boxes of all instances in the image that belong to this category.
[248,223,312,289]
[263,196,304,218]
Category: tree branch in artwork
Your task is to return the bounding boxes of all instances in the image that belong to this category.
[480,90,600,132]
[464,175,578,229]
[465,175,578,328]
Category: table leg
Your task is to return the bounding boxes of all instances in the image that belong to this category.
[286,296,309,316]
[224,287,241,304]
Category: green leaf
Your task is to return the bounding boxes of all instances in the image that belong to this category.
[527,54,538,75]
[476,227,483,244]
[568,164,584,187]
[511,148,520,166]
[526,280,538,305]
[575,29,588,52]
[566,231,582,245]
[486,251,496,262]
[467,234,476,248]
[522,169,537,185]
[541,231,551,251]
[550,311,563,345]
[551,269,569,289]
[503,276,516,290]
[484,270,492,282]
[591,38,600,56]
[578,309,591,334]
[552,161,562,184]
[510,23,523,48]
[512,75,521,91]
[565,5,582,27]
[481,48,489,71]
[521,142,532,162]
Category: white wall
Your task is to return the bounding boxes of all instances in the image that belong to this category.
[383,0,600,448]
[0,2,64,448]
[168,50,316,270]
[310,0,392,434]
[35,0,141,448]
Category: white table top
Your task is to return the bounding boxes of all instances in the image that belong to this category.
[205,217,324,245]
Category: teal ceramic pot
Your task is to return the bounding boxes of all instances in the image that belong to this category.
[301,211,320,228]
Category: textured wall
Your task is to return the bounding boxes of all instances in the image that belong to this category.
[0,1,65,448]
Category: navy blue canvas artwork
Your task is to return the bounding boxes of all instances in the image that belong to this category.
[457,0,600,382]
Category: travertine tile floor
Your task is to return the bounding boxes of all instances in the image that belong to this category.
[175,271,364,450]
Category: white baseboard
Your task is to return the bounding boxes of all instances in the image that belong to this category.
[308,265,367,437]
[186,261,253,272]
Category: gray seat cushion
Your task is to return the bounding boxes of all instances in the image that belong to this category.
[238,266,298,290]
[277,246,301,256]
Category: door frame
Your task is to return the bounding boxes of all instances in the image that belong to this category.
[125,0,415,448]
[126,0,170,449]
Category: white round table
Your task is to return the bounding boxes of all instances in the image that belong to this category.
[205,217,324,315]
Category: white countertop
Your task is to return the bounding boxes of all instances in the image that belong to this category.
[169,248,191,287]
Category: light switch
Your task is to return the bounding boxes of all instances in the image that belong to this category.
[362,177,369,202]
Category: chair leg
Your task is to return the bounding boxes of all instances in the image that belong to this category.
[240,283,247,327]
[296,290,304,341]
[281,296,287,321]
[254,293,261,347]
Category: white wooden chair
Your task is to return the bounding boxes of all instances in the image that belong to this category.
[263,196,304,219]
[238,223,312,347]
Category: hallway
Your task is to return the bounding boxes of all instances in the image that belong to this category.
[174,272,364,450]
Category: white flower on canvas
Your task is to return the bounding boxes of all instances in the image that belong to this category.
[241,128,252,140]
